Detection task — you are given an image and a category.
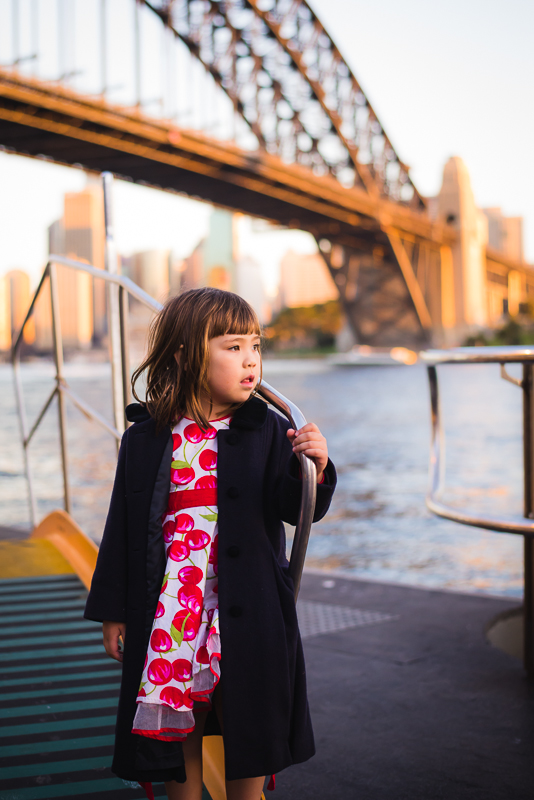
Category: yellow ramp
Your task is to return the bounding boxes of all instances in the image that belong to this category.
[0,538,75,579]
[31,509,98,590]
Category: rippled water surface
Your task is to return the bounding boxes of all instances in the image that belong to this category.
[0,358,525,597]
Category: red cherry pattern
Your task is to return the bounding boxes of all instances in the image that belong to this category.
[160,686,184,709]
[137,415,227,720]
[185,530,211,551]
[151,629,173,652]
[182,687,194,709]
[171,466,195,486]
[148,658,173,685]
[172,659,193,682]
[178,565,203,584]
[178,584,203,615]
[183,423,204,444]
[199,449,217,471]
[175,514,194,533]
[172,609,200,641]
[168,541,190,562]
[163,520,175,543]
[208,534,218,565]
[194,475,217,491]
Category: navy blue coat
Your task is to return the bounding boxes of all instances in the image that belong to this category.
[84,396,336,784]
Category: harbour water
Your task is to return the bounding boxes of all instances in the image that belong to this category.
[0,358,524,598]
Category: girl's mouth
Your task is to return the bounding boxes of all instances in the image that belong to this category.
[241,375,255,386]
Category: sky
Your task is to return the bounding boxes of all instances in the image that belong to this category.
[0,0,532,286]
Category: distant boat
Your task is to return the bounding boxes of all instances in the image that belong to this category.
[328,345,418,367]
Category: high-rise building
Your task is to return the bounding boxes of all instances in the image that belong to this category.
[483,208,524,263]
[43,185,105,346]
[279,250,338,308]
[64,184,106,339]
[180,209,274,322]
[34,185,107,350]
[0,275,11,351]
[131,250,172,301]
[236,255,271,323]
[6,270,35,345]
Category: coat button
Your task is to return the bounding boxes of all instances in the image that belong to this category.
[227,545,240,557]
[227,486,239,499]
[229,605,242,618]
[227,432,239,445]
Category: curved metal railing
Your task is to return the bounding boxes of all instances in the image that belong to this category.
[257,382,317,598]
[420,345,534,673]
[421,346,534,536]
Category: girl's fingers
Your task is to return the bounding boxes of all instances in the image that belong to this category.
[292,431,324,443]
[103,623,125,662]
[296,423,319,433]
[104,635,121,662]
[292,436,326,450]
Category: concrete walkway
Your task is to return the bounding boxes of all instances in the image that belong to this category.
[278,572,534,800]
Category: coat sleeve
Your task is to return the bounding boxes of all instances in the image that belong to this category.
[272,414,337,527]
[84,431,129,623]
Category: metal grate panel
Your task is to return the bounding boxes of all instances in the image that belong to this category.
[297,600,397,639]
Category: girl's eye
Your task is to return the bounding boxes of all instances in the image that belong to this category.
[229,345,239,351]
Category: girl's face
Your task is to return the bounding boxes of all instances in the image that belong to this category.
[206,332,261,415]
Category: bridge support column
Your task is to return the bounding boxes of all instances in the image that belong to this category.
[317,234,434,349]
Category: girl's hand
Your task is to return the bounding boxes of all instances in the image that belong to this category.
[287,423,328,483]
[103,620,127,663]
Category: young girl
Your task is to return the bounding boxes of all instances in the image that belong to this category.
[85,288,336,800]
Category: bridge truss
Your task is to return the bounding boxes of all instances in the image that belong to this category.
[0,0,455,346]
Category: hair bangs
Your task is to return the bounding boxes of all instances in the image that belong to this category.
[207,295,261,340]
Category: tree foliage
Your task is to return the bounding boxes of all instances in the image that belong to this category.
[263,300,344,351]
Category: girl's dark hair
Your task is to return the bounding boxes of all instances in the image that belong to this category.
[132,287,262,431]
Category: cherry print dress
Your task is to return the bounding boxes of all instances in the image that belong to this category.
[132,415,229,741]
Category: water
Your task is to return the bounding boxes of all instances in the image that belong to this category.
[0,359,524,598]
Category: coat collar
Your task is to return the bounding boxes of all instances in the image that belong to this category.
[125,396,268,431]
[229,396,268,431]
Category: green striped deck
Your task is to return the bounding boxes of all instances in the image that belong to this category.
[0,574,177,799]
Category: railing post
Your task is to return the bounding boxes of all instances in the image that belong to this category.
[522,363,534,675]
[49,261,71,515]
[102,172,125,445]
[119,285,131,425]
[13,360,38,527]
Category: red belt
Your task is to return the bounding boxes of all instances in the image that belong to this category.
[167,488,217,513]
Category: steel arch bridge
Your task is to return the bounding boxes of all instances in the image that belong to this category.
[0,0,456,346]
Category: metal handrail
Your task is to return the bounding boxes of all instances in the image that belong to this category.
[12,254,163,526]
[422,345,534,365]
[12,250,316,600]
[420,346,534,536]
[257,382,317,599]
[420,345,534,673]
